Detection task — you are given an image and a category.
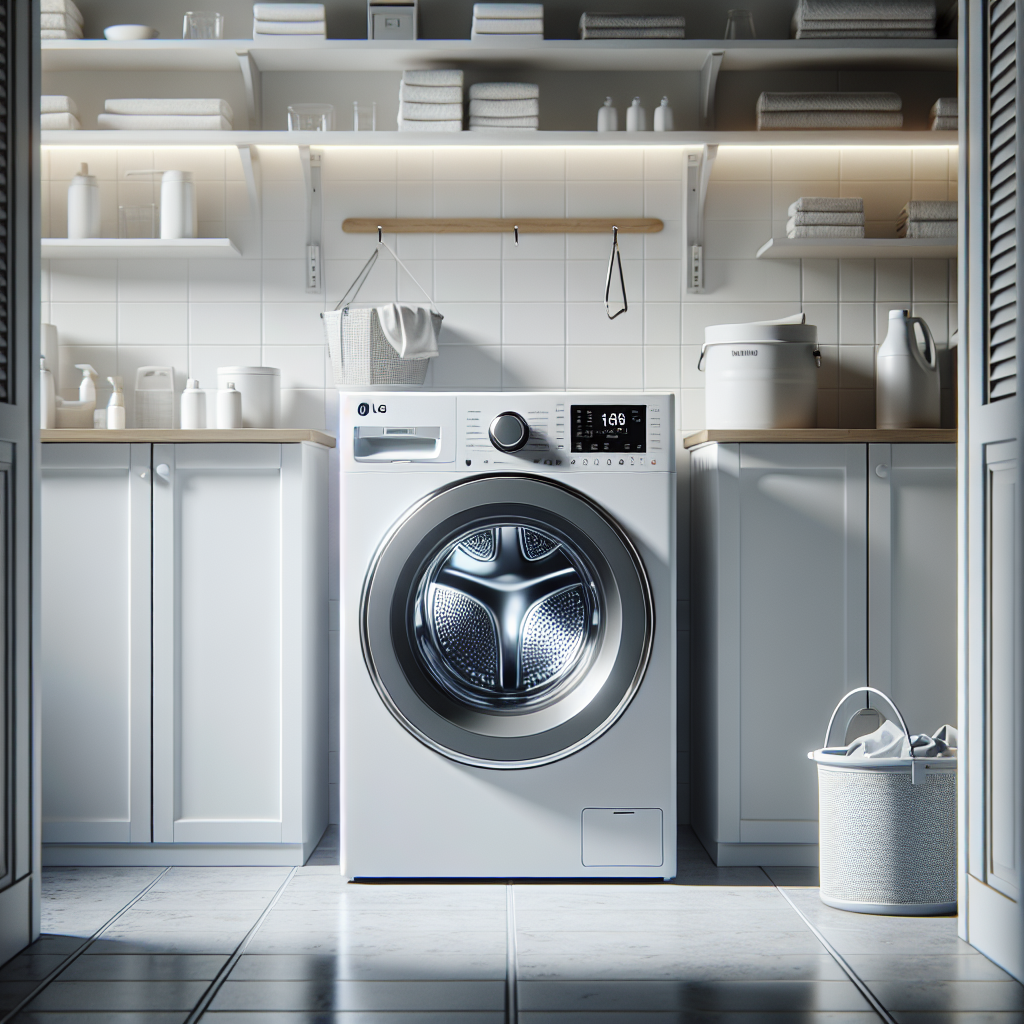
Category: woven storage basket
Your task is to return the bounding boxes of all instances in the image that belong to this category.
[324,307,430,388]
[810,687,956,916]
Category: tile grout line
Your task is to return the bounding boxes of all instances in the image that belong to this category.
[0,865,173,1024]
[186,866,296,1023]
[770,879,897,1024]
[505,882,518,1024]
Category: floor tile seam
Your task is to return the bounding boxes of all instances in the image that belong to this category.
[771,879,896,1024]
[0,866,173,1024]
[186,866,297,1023]
[507,884,518,1024]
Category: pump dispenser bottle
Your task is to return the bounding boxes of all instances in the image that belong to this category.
[67,163,101,239]
[626,97,647,132]
[217,381,242,428]
[106,376,126,429]
[597,97,618,132]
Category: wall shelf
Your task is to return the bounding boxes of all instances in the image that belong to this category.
[757,237,957,260]
[41,238,241,259]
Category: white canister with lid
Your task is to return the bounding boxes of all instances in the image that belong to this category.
[160,170,197,239]
[216,366,281,428]
[699,314,820,429]
[67,163,101,239]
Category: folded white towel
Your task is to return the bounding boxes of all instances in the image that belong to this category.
[98,113,233,130]
[787,211,865,227]
[787,225,866,238]
[930,97,958,117]
[469,125,538,132]
[377,304,442,360]
[468,81,539,100]
[41,13,81,30]
[473,3,543,17]
[41,27,83,38]
[105,98,234,119]
[253,3,325,20]
[403,69,464,87]
[41,0,83,25]
[798,18,936,28]
[930,115,958,131]
[253,19,326,33]
[580,27,685,37]
[899,200,957,222]
[757,110,903,129]
[471,18,543,31]
[797,0,934,19]
[469,97,539,116]
[469,115,539,127]
[758,91,901,112]
[795,28,936,36]
[41,112,81,130]
[580,13,684,27]
[400,83,463,103]
[900,221,957,238]
[789,196,864,214]
[399,100,464,121]
[471,30,544,39]
[42,95,78,115]
[397,118,463,131]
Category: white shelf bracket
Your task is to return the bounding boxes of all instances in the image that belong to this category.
[235,143,261,223]
[686,143,718,294]
[700,50,724,130]
[236,50,262,130]
[299,146,323,293]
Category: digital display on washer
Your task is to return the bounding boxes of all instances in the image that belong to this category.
[571,405,646,453]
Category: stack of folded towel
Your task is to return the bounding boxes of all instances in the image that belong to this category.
[253,3,326,41]
[578,13,684,38]
[42,0,83,39]
[42,96,80,130]
[897,201,957,238]
[757,91,903,130]
[98,99,234,131]
[468,82,539,131]
[792,0,936,38]
[787,197,865,238]
[398,70,464,131]
[472,4,543,41]
[930,97,958,130]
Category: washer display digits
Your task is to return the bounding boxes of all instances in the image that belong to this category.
[572,405,646,453]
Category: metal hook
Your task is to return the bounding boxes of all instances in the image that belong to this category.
[377,225,383,244]
[605,225,627,319]
[514,225,519,246]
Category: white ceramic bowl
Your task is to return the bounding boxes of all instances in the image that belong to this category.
[104,24,160,40]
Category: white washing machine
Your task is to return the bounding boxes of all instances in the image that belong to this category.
[340,392,676,879]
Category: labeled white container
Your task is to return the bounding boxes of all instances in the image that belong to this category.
[67,163,100,240]
[700,316,820,429]
[216,366,280,428]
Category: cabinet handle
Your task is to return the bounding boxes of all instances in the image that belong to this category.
[875,464,889,479]
[156,463,171,480]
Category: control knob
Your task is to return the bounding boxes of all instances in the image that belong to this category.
[488,411,530,453]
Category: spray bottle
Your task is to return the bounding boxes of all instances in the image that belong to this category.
[106,376,126,429]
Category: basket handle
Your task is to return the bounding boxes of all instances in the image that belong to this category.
[823,686,916,760]
[334,230,441,316]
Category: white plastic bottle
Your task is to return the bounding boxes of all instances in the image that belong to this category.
[626,97,647,132]
[106,376,126,429]
[40,358,56,429]
[216,381,242,428]
[77,363,97,407]
[160,170,197,239]
[597,97,618,132]
[653,96,674,132]
[67,163,101,239]
[180,378,207,429]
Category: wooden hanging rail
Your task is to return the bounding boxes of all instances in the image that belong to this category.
[342,217,663,234]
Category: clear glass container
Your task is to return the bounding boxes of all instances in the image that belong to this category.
[118,204,159,239]
[287,103,335,131]
[353,101,377,132]
[183,11,224,39]
[724,9,756,39]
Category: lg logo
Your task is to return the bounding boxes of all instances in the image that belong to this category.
[357,402,387,416]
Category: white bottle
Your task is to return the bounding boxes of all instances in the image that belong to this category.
[106,376,126,429]
[626,97,647,132]
[160,170,197,240]
[597,97,618,132]
[77,363,97,406]
[40,358,56,429]
[216,381,242,428]
[653,96,674,132]
[876,309,941,428]
[67,163,101,239]
[180,378,207,429]
[55,364,98,428]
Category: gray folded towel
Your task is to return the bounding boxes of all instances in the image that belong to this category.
[758,91,901,112]
[41,0,83,24]
[403,70,464,87]
[469,82,539,100]
[469,124,538,132]
[469,98,539,116]
[473,2,543,16]
[790,196,864,214]
[797,0,935,19]
[930,115,958,130]
[787,211,865,227]
[900,221,957,238]
[42,94,78,115]
[105,98,234,118]
[399,100,464,121]
[579,13,684,28]
[468,115,540,127]
[397,118,463,131]
[581,27,686,37]
[98,113,233,130]
[931,97,958,117]
[253,3,325,20]
[400,83,463,103]
[41,112,81,130]
[799,18,936,28]
[471,29,543,38]
[898,200,957,222]
[788,225,866,238]
[796,28,935,37]
[758,110,903,129]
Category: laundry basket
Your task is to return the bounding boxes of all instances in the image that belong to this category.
[323,306,430,388]
[809,687,956,916]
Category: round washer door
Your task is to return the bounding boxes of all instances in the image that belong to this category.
[361,474,654,768]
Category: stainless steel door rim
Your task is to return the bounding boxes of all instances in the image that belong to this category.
[360,474,654,768]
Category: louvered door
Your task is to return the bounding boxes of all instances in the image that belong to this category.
[964,0,1024,982]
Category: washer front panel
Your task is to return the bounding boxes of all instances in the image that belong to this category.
[361,475,654,768]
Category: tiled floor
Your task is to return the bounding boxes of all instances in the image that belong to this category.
[1,827,1020,1023]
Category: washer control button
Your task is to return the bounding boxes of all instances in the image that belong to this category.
[488,411,530,453]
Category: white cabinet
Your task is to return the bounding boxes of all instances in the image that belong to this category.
[42,441,330,865]
[691,442,956,866]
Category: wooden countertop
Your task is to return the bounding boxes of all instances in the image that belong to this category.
[683,428,957,449]
[41,428,336,448]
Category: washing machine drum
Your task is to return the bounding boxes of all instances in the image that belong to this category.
[361,474,654,768]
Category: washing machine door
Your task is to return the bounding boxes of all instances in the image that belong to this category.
[361,474,654,768]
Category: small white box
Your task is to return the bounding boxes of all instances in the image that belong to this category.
[368,1,416,39]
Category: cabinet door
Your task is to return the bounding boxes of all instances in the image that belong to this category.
[152,443,293,844]
[868,444,957,733]
[41,444,152,843]
[736,444,867,844]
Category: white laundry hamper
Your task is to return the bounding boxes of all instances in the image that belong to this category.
[809,687,957,916]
